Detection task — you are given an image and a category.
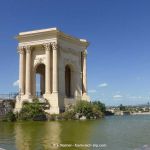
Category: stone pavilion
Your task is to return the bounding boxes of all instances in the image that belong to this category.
[15,27,90,114]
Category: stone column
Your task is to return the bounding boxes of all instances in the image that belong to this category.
[25,46,31,97]
[82,50,87,95]
[45,42,60,114]
[18,46,25,95]
[44,43,51,94]
[51,42,58,93]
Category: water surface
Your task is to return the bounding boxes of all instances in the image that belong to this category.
[0,115,150,150]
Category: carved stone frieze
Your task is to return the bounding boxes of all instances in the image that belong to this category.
[43,43,51,51]
[34,56,45,66]
[82,49,87,57]
[17,46,25,54]
[51,42,58,50]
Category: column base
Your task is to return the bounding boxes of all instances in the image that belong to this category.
[43,92,60,114]
[50,92,59,99]
[14,95,23,113]
[23,94,32,101]
[43,93,51,100]
[82,93,90,102]
[14,94,33,113]
[48,92,60,114]
[45,107,60,114]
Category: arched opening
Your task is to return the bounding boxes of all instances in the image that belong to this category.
[35,64,45,97]
[65,65,71,97]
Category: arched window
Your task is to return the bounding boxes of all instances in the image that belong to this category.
[35,64,45,97]
[65,65,71,97]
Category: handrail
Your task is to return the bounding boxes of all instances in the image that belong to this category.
[0,93,18,100]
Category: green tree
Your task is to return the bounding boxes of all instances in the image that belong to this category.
[74,101,103,119]
[75,101,93,118]
[92,101,106,113]
[119,104,126,111]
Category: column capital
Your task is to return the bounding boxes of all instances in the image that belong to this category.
[43,43,51,51]
[24,45,31,54]
[51,42,58,50]
[82,49,87,57]
[17,46,25,54]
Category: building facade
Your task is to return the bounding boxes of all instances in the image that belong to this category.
[15,28,90,114]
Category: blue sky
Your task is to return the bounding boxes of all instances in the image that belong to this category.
[0,0,150,106]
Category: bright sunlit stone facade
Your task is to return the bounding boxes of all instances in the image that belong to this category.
[15,27,90,114]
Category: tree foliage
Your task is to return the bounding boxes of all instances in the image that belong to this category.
[74,100,104,119]
[5,111,16,122]
[92,101,106,113]
[119,104,126,111]
[18,100,46,120]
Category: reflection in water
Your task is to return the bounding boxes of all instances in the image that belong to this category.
[1,116,150,150]
[43,122,61,150]
[0,122,16,150]
[59,121,93,144]
[15,122,61,150]
[14,120,94,150]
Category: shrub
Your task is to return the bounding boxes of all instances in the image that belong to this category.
[92,101,106,113]
[74,101,104,119]
[17,99,105,121]
[92,104,103,118]
[18,100,46,120]
[5,111,16,122]
[62,110,76,120]
[75,101,92,118]
[47,114,59,121]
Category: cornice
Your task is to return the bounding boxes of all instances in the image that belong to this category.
[19,27,58,36]
[57,31,89,47]
[16,27,89,48]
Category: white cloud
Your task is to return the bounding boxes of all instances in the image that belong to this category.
[98,83,108,88]
[128,96,150,100]
[13,80,19,87]
[88,89,97,93]
[113,94,123,99]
